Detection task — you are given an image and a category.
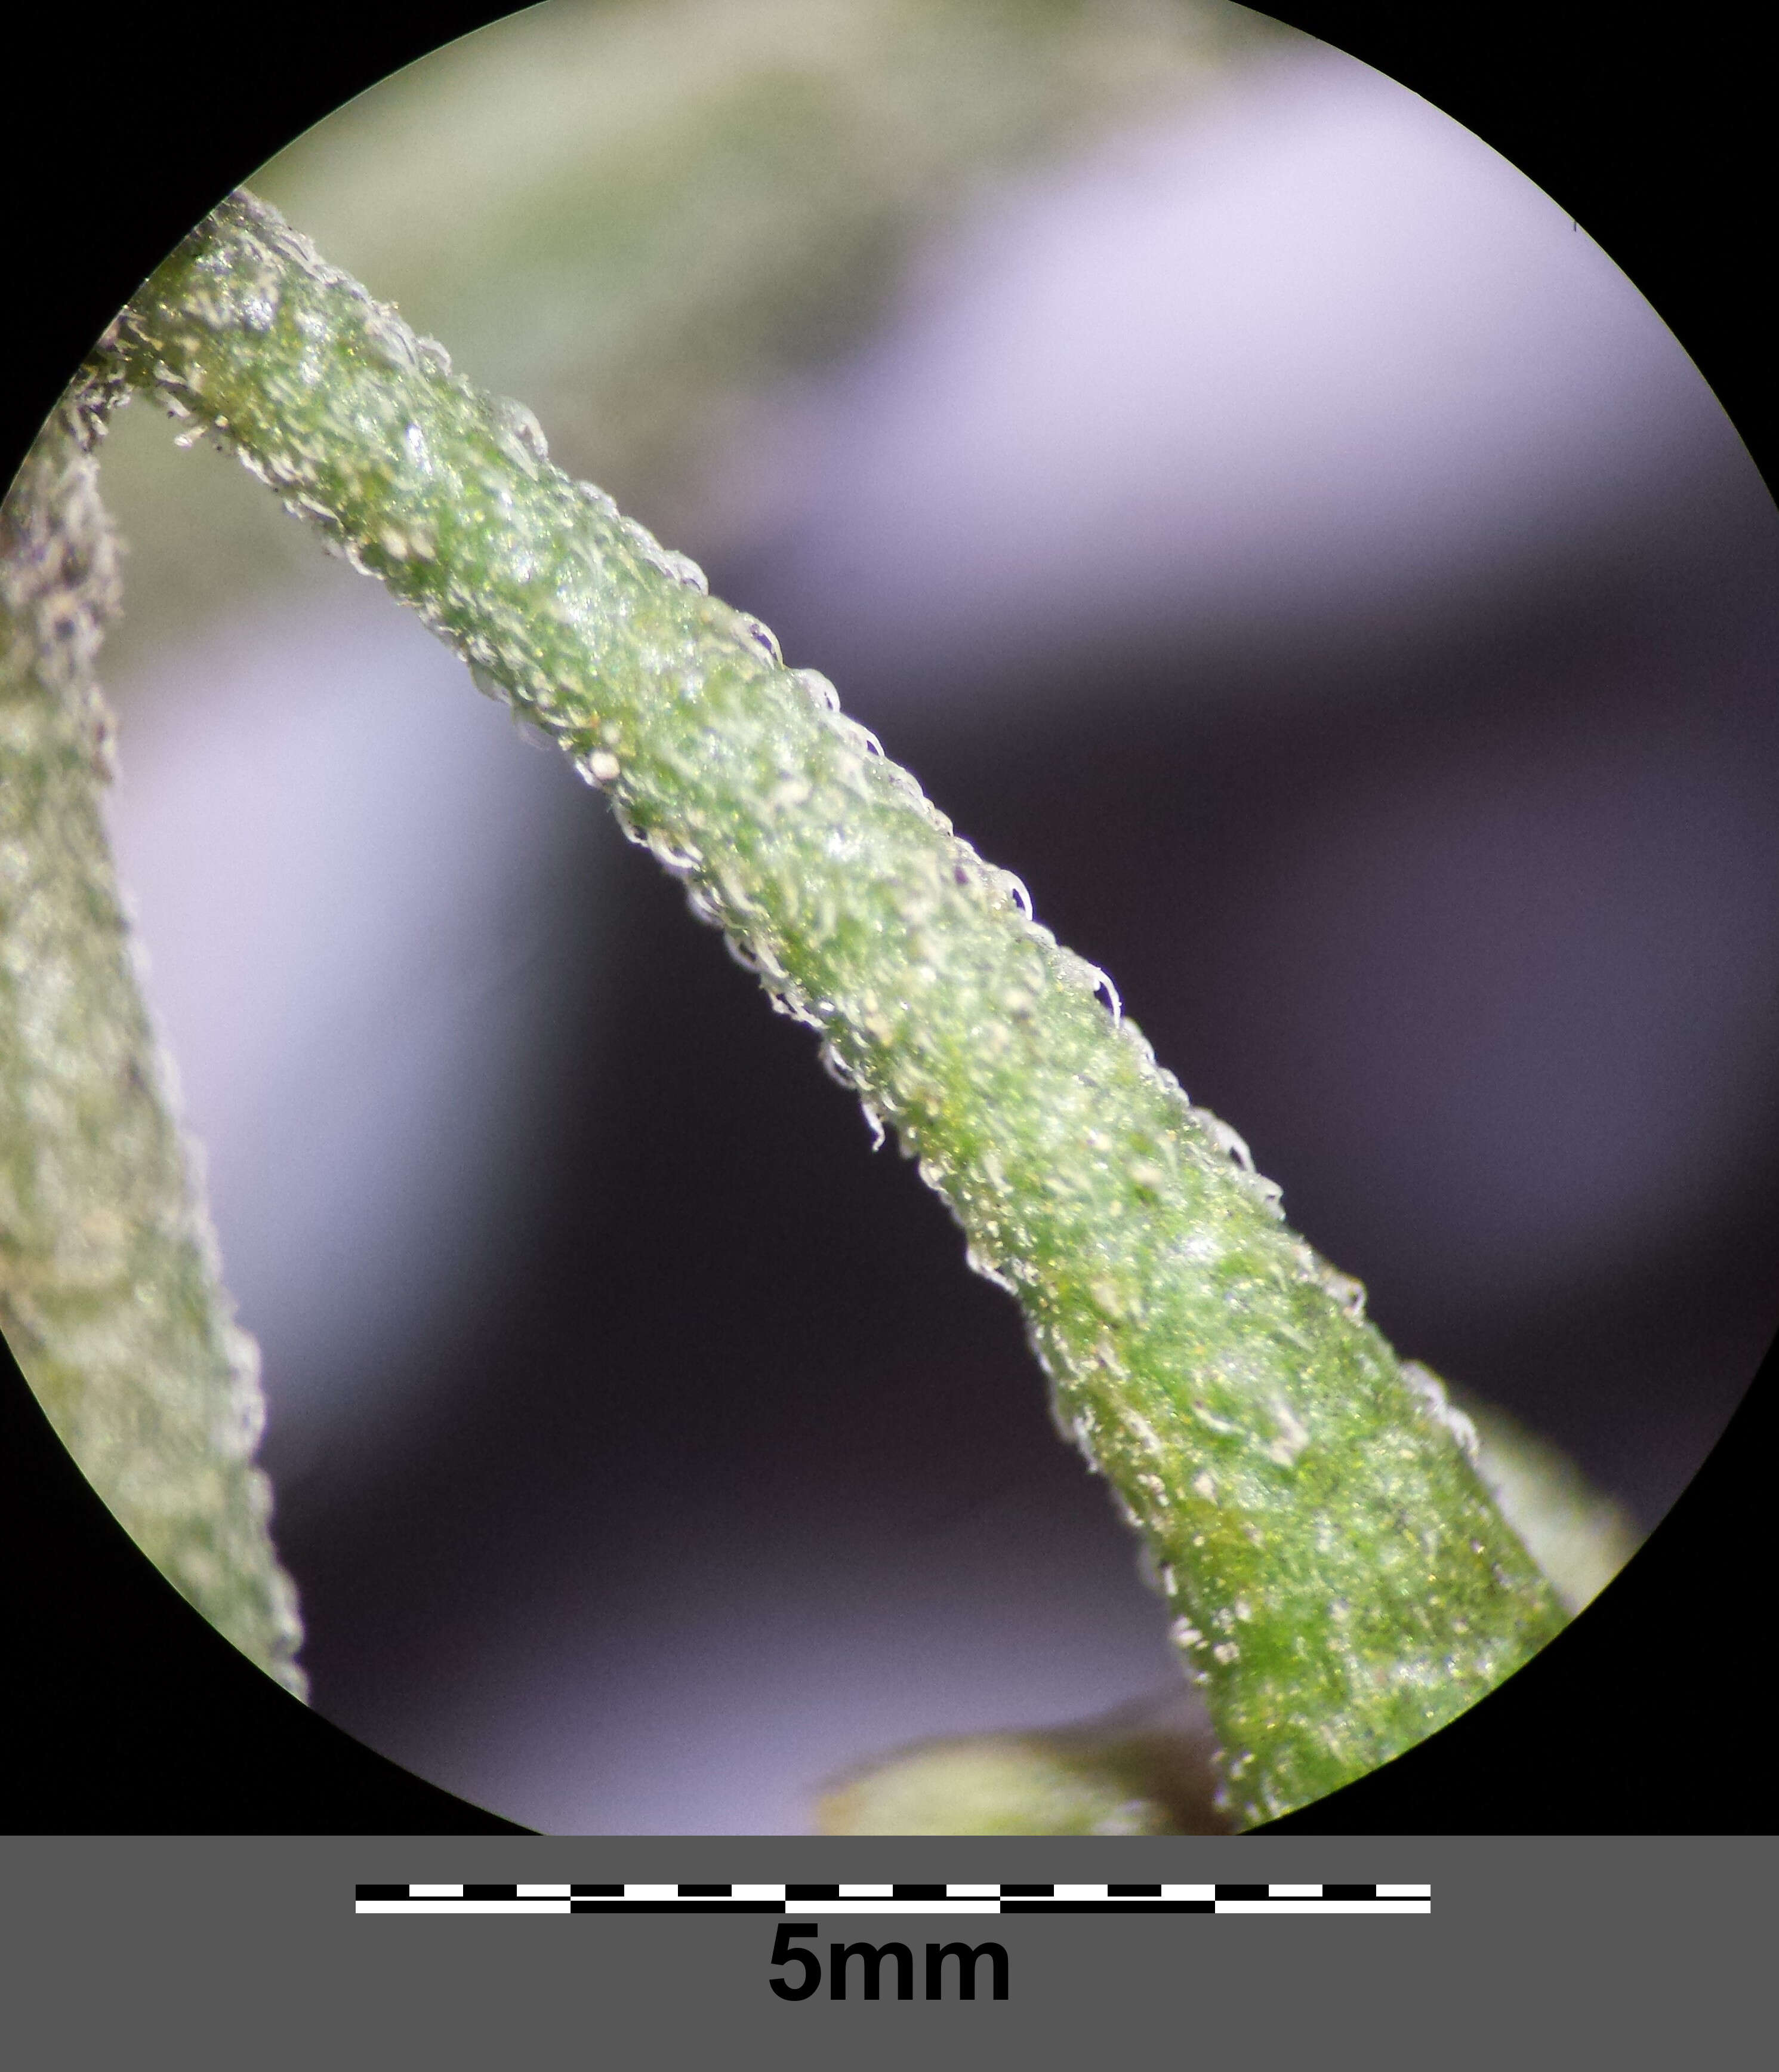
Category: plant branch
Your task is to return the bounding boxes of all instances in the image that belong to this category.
[95,189,1564,1822]
[1,378,305,1694]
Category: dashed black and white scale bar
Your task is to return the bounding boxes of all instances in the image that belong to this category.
[357,1882,1430,1916]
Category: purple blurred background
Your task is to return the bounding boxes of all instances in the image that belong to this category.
[99,32,1779,1830]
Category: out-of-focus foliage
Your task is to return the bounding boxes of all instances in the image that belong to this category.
[1455,1386,1642,1615]
[816,1686,1232,1834]
[94,0,1297,678]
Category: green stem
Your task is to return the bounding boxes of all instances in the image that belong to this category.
[1,378,304,1694]
[97,189,1564,1822]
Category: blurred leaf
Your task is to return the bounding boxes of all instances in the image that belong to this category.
[95,0,1294,681]
[816,1685,1232,1834]
[1454,1383,1642,1615]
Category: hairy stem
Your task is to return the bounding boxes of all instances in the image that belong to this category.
[97,189,1564,1821]
[1,380,304,1695]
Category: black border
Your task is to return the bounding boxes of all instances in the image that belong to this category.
[2,0,1772,1833]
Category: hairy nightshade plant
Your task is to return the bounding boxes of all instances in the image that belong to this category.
[0,185,1592,1828]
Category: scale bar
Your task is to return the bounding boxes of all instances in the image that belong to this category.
[357,1881,1429,1917]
